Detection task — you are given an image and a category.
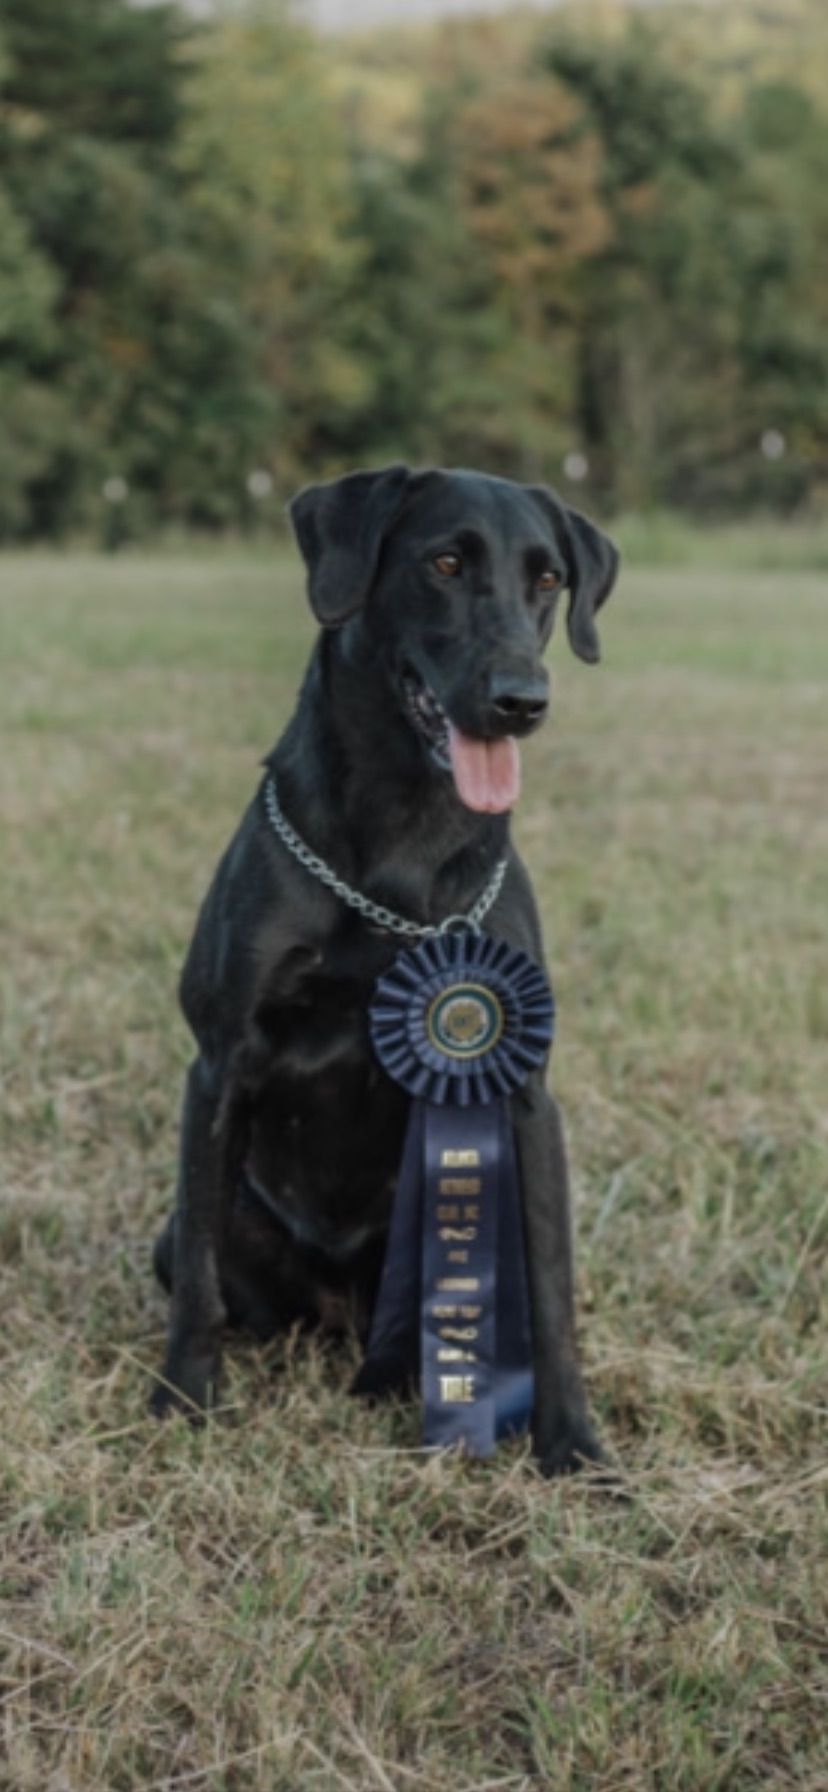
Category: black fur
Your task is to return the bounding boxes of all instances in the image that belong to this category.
[151,465,619,1475]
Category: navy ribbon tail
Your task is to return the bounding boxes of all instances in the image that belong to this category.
[421,1102,498,1455]
[357,1097,534,1454]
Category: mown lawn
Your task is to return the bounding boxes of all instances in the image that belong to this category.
[1,545,826,1791]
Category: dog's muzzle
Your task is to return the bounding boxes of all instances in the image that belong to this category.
[401,665,548,815]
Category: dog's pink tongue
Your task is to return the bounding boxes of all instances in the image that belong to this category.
[448,726,521,813]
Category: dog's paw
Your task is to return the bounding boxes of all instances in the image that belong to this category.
[149,1359,218,1423]
[149,1382,205,1424]
[534,1422,615,1483]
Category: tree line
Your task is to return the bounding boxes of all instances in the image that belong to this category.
[1,0,826,539]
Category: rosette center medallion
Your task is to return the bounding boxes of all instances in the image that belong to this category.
[426,984,504,1057]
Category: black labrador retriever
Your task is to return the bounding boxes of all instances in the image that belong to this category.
[151,464,619,1475]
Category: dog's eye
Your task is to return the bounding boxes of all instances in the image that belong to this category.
[537,569,560,593]
[433,552,462,577]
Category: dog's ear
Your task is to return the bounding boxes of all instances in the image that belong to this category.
[529,487,620,664]
[289,464,413,626]
[563,504,620,664]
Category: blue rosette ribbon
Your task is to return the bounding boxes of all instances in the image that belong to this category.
[354,930,554,1457]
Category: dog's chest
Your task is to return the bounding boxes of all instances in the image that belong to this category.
[246,948,409,1236]
[252,929,395,1081]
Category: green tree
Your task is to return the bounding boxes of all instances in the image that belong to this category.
[547,21,749,510]
[546,12,828,512]
[0,0,336,534]
[0,172,64,533]
[331,50,609,483]
[732,81,828,509]
[175,4,366,495]
[0,0,201,535]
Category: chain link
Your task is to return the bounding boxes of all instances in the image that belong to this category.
[263,777,508,938]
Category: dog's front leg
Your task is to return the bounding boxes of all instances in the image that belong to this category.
[150,1057,243,1419]
[514,1078,604,1476]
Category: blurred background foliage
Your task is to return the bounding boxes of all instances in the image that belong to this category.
[0,0,826,539]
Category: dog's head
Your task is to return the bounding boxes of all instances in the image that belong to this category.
[289,465,619,814]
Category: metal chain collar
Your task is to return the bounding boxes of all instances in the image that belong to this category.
[263,776,508,939]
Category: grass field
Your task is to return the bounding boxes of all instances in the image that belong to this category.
[1,543,826,1791]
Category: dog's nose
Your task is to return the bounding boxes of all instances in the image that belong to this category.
[489,673,549,730]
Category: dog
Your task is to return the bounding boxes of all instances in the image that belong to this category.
[151,464,619,1475]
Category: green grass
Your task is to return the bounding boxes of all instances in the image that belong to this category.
[1,547,826,1790]
[613,509,828,573]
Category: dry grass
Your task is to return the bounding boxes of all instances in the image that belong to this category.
[1,546,826,1790]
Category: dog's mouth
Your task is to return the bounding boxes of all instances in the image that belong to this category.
[403,670,452,767]
[402,669,521,814]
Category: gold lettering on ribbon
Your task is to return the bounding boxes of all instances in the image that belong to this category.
[463,1204,481,1223]
[440,1150,481,1168]
[439,1326,478,1342]
[439,1375,475,1404]
[447,1250,469,1264]
[437,1347,476,1363]
[439,1227,478,1242]
[437,1203,460,1221]
[460,1305,482,1320]
[432,1304,458,1319]
[439,1178,482,1196]
[437,1278,480,1292]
